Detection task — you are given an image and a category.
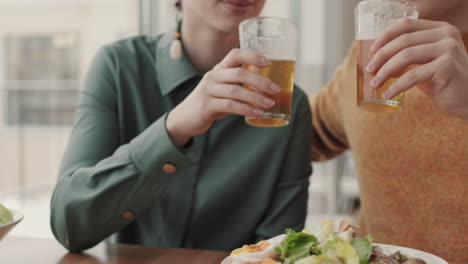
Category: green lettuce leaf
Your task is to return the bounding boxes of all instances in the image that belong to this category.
[276,229,319,264]
[0,203,13,225]
[352,236,373,264]
[322,236,360,264]
[320,220,335,241]
[295,255,342,264]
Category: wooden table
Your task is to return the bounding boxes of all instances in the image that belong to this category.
[0,236,230,264]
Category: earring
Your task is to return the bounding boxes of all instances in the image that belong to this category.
[170,4,183,60]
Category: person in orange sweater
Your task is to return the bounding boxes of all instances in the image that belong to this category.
[310,1,468,263]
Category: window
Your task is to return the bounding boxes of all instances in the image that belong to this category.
[0,0,139,194]
[3,33,80,126]
[5,33,79,80]
[5,85,79,126]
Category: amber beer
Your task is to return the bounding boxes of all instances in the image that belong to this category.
[239,17,298,127]
[243,59,295,127]
[355,0,418,113]
[358,40,403,112]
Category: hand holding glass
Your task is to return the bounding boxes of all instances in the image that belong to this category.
[356,0,419,113]
[239,17,298,127]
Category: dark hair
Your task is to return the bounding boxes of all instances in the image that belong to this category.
[175,0,181,10]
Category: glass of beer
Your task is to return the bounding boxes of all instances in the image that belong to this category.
[355,0,418,113]
[239,17,298,127]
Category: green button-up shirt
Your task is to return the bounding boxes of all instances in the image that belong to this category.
[50,33,313,252]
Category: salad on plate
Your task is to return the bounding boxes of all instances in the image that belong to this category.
[224,219,433,264]
[0,203,13,225]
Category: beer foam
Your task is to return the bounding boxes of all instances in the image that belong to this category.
[356,0,418,40]
[239,17,298,61]
[240,35,297,61]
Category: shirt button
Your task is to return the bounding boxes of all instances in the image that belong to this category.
[122,211,134,220]
[162,163,176,174]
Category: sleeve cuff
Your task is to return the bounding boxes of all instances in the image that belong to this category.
[129,112,192,174]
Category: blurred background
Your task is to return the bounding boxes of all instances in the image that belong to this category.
[0,0,360,239]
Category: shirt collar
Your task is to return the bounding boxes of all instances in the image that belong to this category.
[156,33,200,95]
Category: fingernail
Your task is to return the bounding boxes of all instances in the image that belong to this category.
[382,92,390,100]
[370,43,378,53]
[370,78,379,88]
[253,109,263,115]
[261,56,271,66]
[263,98,275,107]
[382,85,395,99]
[366,62,375,73]
[270,83,281,93]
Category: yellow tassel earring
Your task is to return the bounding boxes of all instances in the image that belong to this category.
[170,1,183,60]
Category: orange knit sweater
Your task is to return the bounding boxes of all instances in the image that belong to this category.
[310,41,468,264]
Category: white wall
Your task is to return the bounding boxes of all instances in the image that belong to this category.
[295,0,360,95]
[294,0,361,216]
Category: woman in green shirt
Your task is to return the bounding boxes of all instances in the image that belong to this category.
[50,0,312,252]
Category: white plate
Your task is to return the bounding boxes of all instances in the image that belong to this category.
[221,243,448,264]
[0,208,24,241]
[220,256,232,264]
[374,243,448,264]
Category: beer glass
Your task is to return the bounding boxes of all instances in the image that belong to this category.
[356,0,418,113]
[239,17,298,127]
